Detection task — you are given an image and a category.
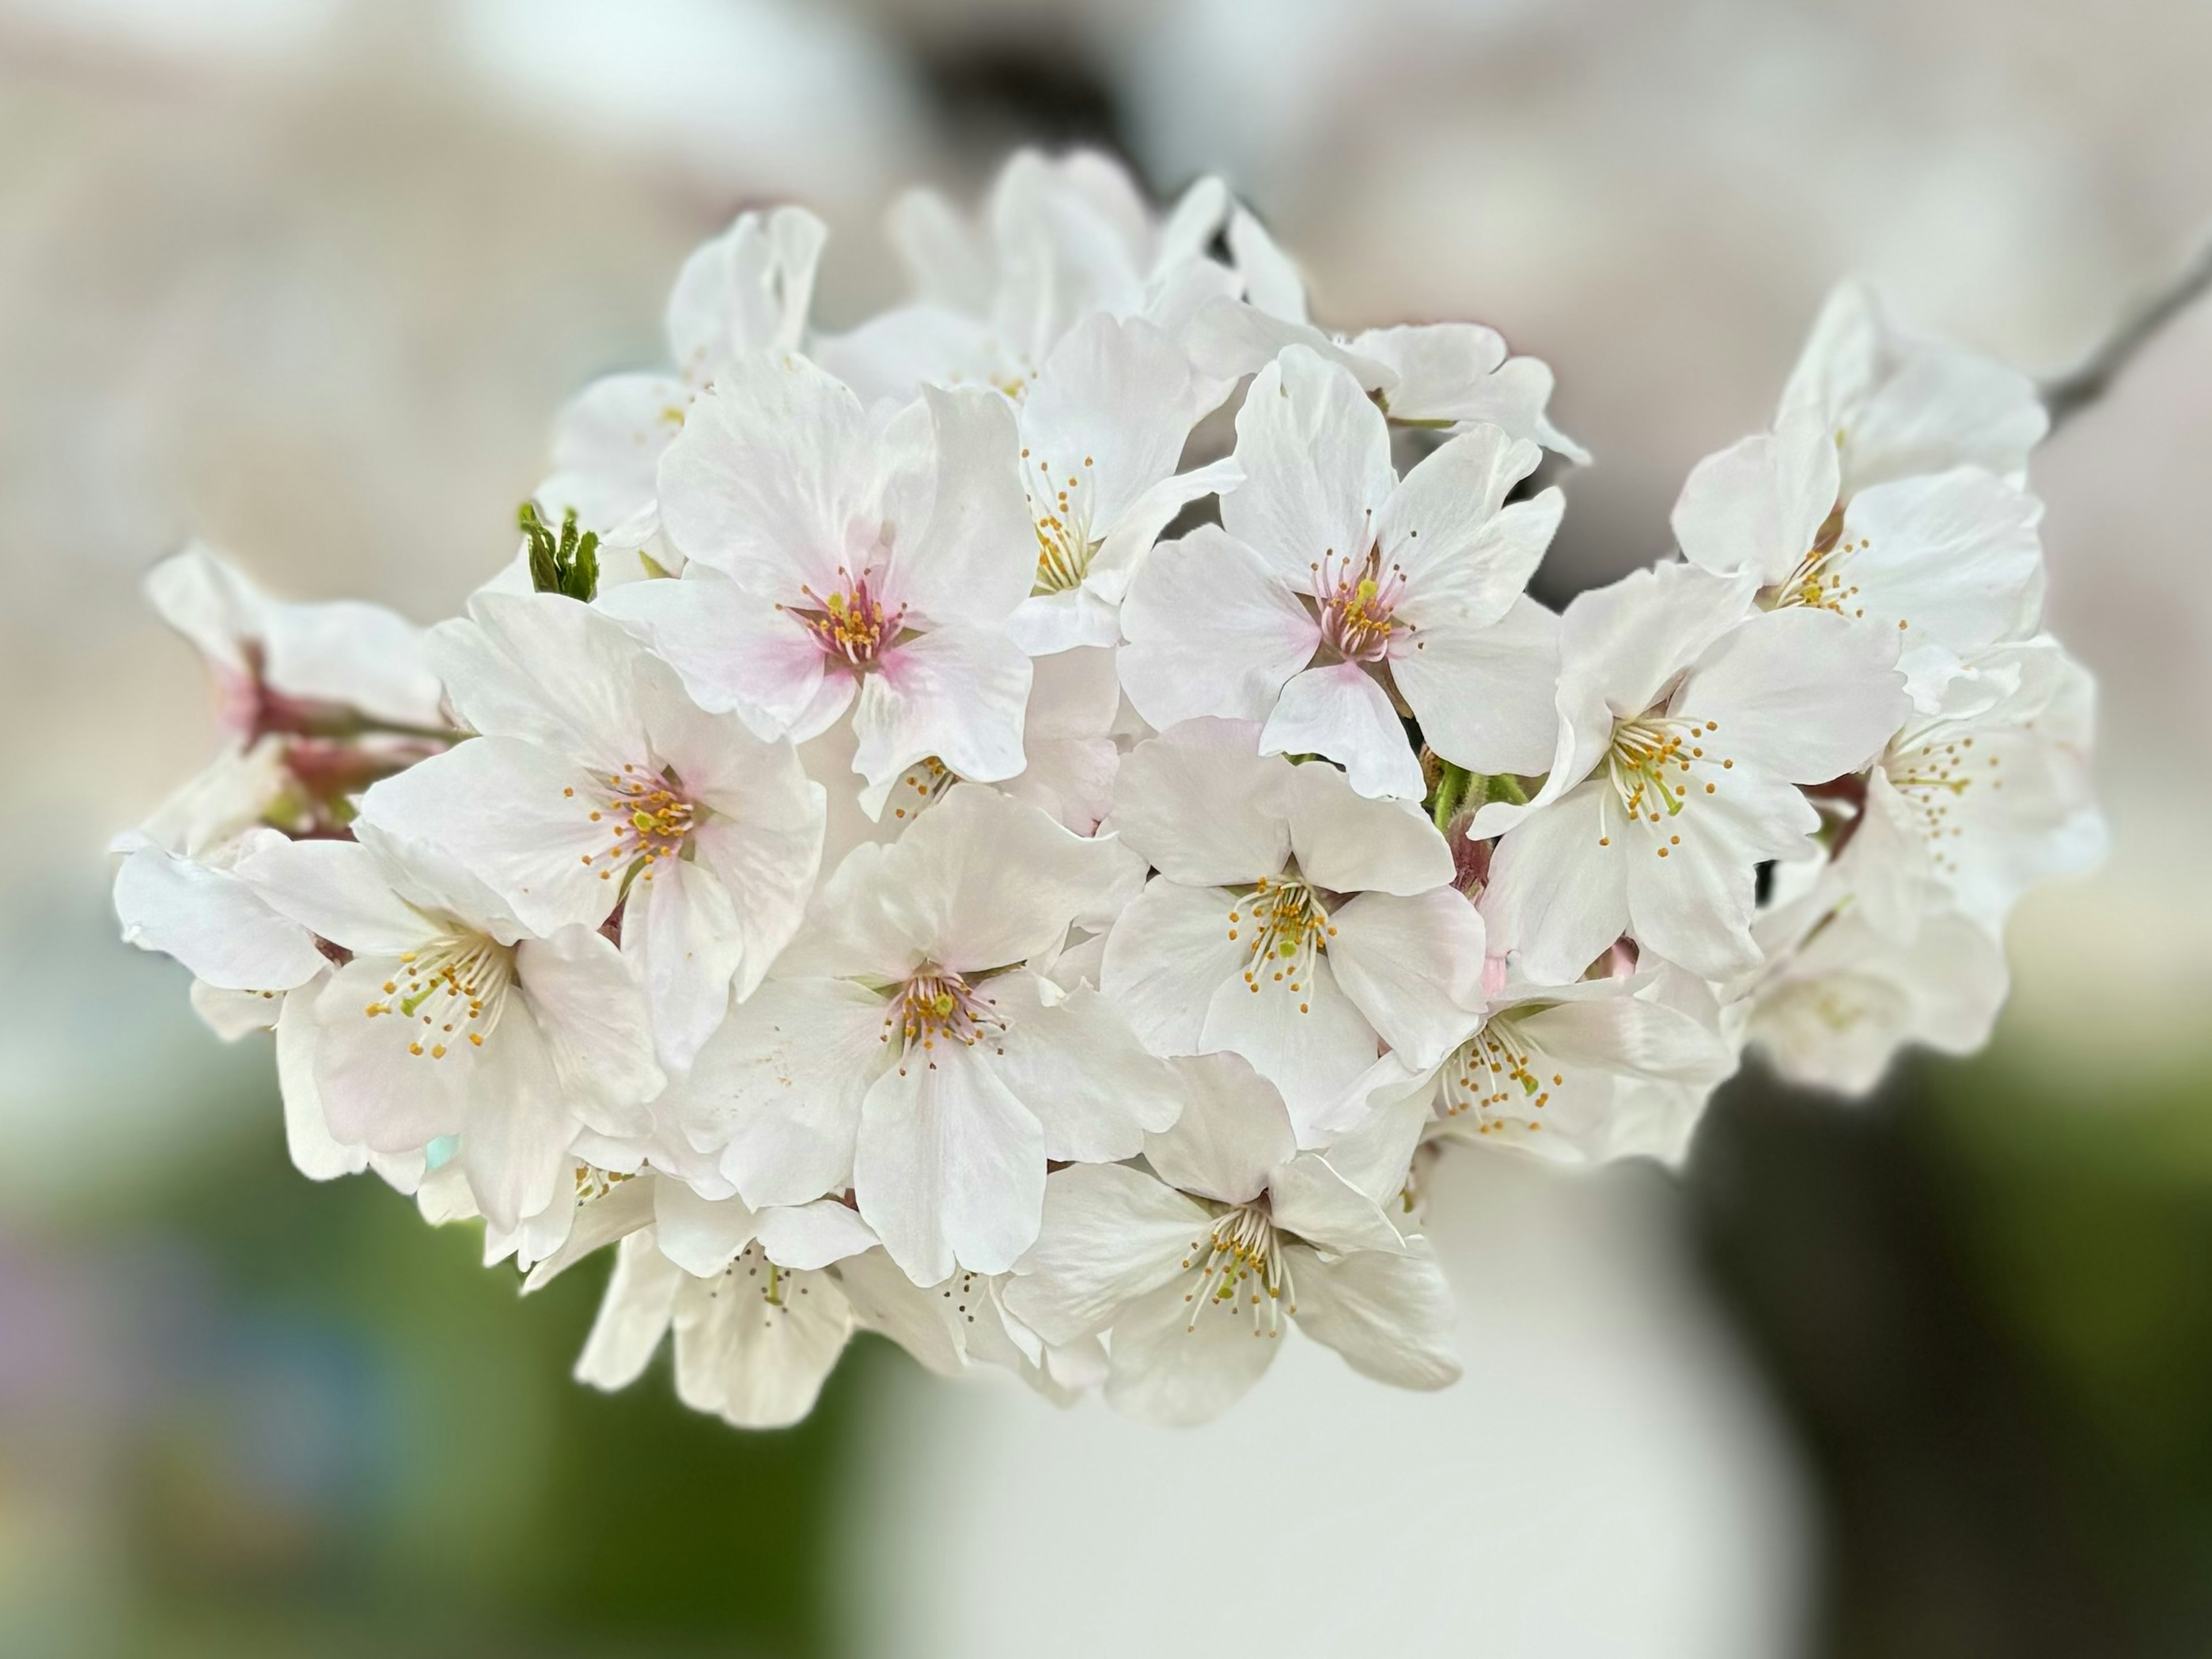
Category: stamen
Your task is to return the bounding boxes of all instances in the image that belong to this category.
[1310,545,1408,664]
[883,969,1006,1075]
[1180,1202,1296,1337]
[1605,709,1731,841]
[370,932,514,1060]
[1233,871,1335,1009]
[782,567,905,667]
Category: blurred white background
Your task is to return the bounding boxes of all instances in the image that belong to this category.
[3,1,2206,1654]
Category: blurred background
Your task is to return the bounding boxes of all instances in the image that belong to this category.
[3,0,2209,1653]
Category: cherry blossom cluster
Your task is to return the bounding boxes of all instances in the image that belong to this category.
[114,150,2102,1429]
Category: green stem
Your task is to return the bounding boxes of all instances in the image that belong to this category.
[1429,762,1473,834]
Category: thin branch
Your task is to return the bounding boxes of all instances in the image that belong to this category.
[2040,232,2212,430]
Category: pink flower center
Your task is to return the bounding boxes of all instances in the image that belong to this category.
[1312,546,1407,663]
[786,569,905,668]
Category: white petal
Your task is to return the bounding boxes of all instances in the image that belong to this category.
[656,352,876,596]
[1084,457,1244,602]
[309,956,474,1152]
[1221,346,1397,589]
[873,784,1142,971]
[1143,1050,1298,1205]
[853,626,1033,793]
[113,845,327,992]
[1671,414,1839,585]
[1106,718,1290,885]
[1117,526,1318,730]
[684,977,884,1207]
[1393,593,1562,777]
[1378,425,1548,622]
[853,1041,1046,1283]
[514,925,663,1135]
[1005,588,1122,655]
[1680,606,1907,782]
[573,1232,680,1391]
[1200,956,1378,1139]
[616,861,742,1075]
[664,204,824,372]
[1003,1162,1209,1345]
[1479,782,1630,984]
[1324,889,1487,1069]
[884,385,1035,630]
[524,1175,659,1289]
[434,592,656,767]
[352,737,613,935]
[834,1249,967,1377]
[756,1199,879,1270]
[459,1002,577,1231]
[275,976,370,1182]
[1836,468,2045,658]
[673,1255,853,1428]
[1558,560,1758,719]
[993,975,1186,1162]
[1282,759,1453,895]
[652,1180,759,1276]
[1260,663,1426,801]
[1100,878,1246,1058]
[595,567,828,740]
[536,373,682,536]
[1022,312,1212,531]
[234,838,435,957]
[1102,1270,1281,1426]
[1290,1241,1461,1390]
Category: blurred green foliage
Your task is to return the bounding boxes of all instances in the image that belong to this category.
[52,1083,880,1659]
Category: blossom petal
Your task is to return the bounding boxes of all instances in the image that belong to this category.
[756,1199,878,1271]
[673,1257,854,1429]
[652,1181,760,1276]
[1282,759,1453,895]
[1393,593,1562,777]
[1004,1162,1210,1345]
[1680,606,1907,782]
[853,1041,1047,1283]
[882,385,1034,630]
[1671,413,1839,585]
[596,567,828,741]
[1558,560,1758,719]
[574,1232,681,1390]
[459,1001,575,1232]
[994,975,1186,1162]
[114,844,327,992]
[514,925,663,1138]
[854,626,1033,794]
[1118,526,1318,730]
[1222,346,1396,588]
[1107,718,1290,884]
[1479,782,1630,984]
[1260,662,1426,801]
[1324,889,1487,1070]
[1102,1271,1281,1425]
[1143,1050,1300,1205]
[684,977,884,1209]
[658,353,875,594]
[1266,1153,1408,1256]
[1378,424,1548,621]
[873,784,1142,971]
[1100,878,1245,1059]
[433,592,652,769]
[1838,468,2046,660]
[1289,1242,1460,1390]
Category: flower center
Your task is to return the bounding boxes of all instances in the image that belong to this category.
[1604,709,1730,853]
[889,756,956,822]
[785,569,904,668]
[1178,1201,1296,1337]
[1312,546,1407,664]
[1026,450,1098,594]
[882,969,1005,1074]
[1884,726,1995,878]
[706,1240,824,1317]
[1229,871,1335,1013]
[361,932,515,1060]
[1439,1014,1565,1139]
[574,763,697,885]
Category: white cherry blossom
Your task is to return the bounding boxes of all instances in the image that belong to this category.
[1120,346,1563,800]
[1099,720,1486,1136]
[1671,408,2046,706]
[1320,965,1737,1186]
[237,831,662,1230]
[535,206,825,559]
[815,149,1233,405]
[1778,281,2048,499]
[1474,560,1908,984]
[1184,207,1587,460]
[601,352,1036,805]
[682,785,1171,1285]
[1005,311,1237,655]
[349,592,824,1071]
[1005,1052,1459,1425]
